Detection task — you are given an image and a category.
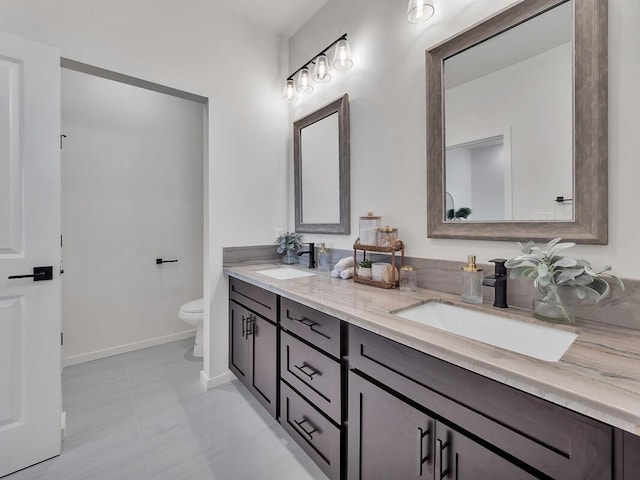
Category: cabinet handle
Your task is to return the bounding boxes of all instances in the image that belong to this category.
[294,362,320,381]
[294,417,319,440]
[292,315,318,329]
[437,438,449,480]
[245,316,255,337]
[418,426,431,476]
[242,315,246,338]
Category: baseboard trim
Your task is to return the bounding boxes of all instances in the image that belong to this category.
[200,370,235,389]
[63,330,197,367]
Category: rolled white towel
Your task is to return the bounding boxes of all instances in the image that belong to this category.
[335,256,354,272]
[330,269,340,278]
[340,267,354,279]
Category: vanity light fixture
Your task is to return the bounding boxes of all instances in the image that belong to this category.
[333,38,353,71]
[313,54,332,83]
[282,79,298,102]
[407,0,435,23]
[296,67,313,93]
[282,33,352,102]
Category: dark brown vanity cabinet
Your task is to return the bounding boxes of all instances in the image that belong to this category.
[349,325,613,480]
[279,298,344,480]
[228,278,278,418]
[348,372,536,480]
[623,432,640,479]
[227,279,635,480]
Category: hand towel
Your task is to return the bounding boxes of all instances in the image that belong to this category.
[340,267,354,279]
[335,256,354,272]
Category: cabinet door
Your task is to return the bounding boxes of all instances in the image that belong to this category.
[624,432,640,479]
[229,301,251,386]
[348,372,434,480]
[251,314,277,418]
[435,424,536,480]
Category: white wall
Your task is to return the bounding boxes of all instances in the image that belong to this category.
[288,0,640,280]
[61,68,203,364]
[0,0,289,384]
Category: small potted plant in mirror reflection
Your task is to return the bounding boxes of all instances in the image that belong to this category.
[447,207,472,221]
[276,232,303,264]
[505,238,624,324]
[358,259,372,279]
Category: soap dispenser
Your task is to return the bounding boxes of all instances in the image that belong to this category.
[461,255,483,304]
[317,243,330,272]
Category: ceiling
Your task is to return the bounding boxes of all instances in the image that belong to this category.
[215,0,330,37]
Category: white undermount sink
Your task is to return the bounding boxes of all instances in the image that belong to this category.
[256,267,316,280]
[394,301,577,362]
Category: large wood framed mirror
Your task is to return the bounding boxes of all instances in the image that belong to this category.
[426,0,608,243]
[294,94,350,234]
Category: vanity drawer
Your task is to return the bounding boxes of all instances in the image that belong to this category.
[349,325,612,480]
[229,277,277,323]
[280,298,341,358]
[280,381,341,480]
[281,330,342,424]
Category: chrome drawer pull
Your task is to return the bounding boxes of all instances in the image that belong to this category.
[294,417,319,440]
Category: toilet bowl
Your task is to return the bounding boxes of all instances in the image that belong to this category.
[179,298,204,357]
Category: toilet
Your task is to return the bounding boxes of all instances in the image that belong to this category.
[179,298,204,357]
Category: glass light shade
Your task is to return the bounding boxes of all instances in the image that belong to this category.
[312,54,332,83]
[407,0,435,23]
[281,79,298,102]
[296,68,313,93]
[332,39,353,71]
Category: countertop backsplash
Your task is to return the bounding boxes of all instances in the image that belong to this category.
[223,245,639,331]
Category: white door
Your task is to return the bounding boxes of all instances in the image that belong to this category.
[0,31,62,476]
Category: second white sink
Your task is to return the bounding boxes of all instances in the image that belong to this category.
[394,301,577,362]
[256,267,316,280]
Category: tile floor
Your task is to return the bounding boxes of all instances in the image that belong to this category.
[5,338,327,480]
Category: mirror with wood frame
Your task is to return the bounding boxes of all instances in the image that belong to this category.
[426,0,608,243]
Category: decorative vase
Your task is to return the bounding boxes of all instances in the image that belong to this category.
[532,285,576,324]
[283,249,297,265]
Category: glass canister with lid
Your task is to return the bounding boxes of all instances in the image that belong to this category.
[359,213,381,246]
[399,266,417,292]
[377,226,398,247]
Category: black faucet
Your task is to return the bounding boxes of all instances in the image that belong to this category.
[297,242,315,269]
[483,259,508,308]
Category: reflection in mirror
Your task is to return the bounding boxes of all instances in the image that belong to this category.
[426,0,608,243]
[444,1,573,222]
[300,112,340,223]
[446,133,511,221]
[294,94,350,234]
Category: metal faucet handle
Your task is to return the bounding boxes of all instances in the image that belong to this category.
[488,258,507,276]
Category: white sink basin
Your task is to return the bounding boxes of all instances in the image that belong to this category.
[256,267,316,280]
[394,302,577,362]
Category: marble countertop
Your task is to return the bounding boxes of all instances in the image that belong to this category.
[224,263,640,436]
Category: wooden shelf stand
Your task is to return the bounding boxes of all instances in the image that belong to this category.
[352,238,405,289]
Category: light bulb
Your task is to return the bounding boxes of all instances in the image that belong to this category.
[313,54,332,83]
[407,0,435,24]
[281,79,298,102]
[296,68,313,93]
[332,39,353,71]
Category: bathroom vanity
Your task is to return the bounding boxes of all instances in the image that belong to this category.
[226,266,640,480]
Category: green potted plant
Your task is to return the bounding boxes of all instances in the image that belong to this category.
[505,238,624,323]
[358,259,372,279]
[276,232,303,264]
